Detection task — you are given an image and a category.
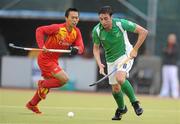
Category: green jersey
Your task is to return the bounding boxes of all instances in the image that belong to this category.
[92,18,136,63]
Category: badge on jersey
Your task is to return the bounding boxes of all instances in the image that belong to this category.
[123,63,127,69]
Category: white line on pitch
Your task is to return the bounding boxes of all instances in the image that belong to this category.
[0,105,179,112]
[0,105,112,110]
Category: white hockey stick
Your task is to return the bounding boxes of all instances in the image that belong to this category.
[9,43,71,53]
[89,57,131,86]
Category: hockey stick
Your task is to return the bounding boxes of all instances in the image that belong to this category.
[9,43,71,53]
[89,57,131,87]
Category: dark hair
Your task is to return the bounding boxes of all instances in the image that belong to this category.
[65,8,79,17]
[98,6,113,16]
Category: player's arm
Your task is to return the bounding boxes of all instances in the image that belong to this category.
[133,25,148,55]
[121,19,148,58]
[92,29,106,76]
[93,44,101,67]
[93,44,106,76]
[36,24,59,48]
[72,28,84,55]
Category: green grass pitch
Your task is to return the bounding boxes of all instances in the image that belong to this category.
[0,89,179,124]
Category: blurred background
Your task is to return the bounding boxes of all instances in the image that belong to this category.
[0,0,180,98]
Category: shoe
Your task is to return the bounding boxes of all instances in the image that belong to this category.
[132,101,143,116]
[112,106,128,120]
[26,102,42,114]
[38,80,49,100]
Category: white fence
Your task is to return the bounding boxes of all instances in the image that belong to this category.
[1,56,97,91]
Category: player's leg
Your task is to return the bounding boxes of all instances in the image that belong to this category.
[116,71,143,116]
[26,90,42,114]
[159,66,170,97]
[26,58,60,113]
[112,84,125,109]
[25,67,49,113]
[25,61,58,113]
[26,67,68,113]
[169,66,179,98]
[38,62,68,99]
[111,84,127,120]
[108,63,127,120]
[39,70,68,89]
[37,70,69,100]
[115,55,143,116]
[116,71,136,102]
[25,77,52,113]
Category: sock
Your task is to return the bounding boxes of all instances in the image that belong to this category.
[121,80,137,103]
[30,90,41,106]
[41,78,66,88]
[112,90,125,109]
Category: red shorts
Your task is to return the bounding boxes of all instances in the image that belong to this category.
[37,55,62,78]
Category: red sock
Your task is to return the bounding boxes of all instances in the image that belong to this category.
[41,78,65,88]
[30,90,41,106]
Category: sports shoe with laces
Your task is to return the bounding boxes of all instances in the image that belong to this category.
[26,102,42,114]
[38,80,49,99]
[112,105,128,120]
[132,101,143,116]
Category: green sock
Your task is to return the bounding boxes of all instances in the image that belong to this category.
[112,90,125,109]
[121,80,136,103]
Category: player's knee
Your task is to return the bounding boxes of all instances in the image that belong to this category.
[112,84,120,93]
[61,76,69,84]
[55,77,69,87]
[116,76,125,85]
[64,77,69,83]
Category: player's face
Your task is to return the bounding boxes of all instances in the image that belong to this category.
[168,34,176,45]
[99,13,112,30]
[66,11,79,28]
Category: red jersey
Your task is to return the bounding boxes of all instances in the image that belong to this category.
[36,23,84,60]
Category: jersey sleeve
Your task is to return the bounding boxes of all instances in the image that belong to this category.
[92,26,100,45]
[36,24,59,48]
[73,28,84,54]
[120,19,136,32]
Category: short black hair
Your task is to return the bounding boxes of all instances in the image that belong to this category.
[98,6,113,16]
[65,8,79,17]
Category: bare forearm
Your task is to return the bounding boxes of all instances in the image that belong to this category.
[93,45,102,67]
[134,25,148,51]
